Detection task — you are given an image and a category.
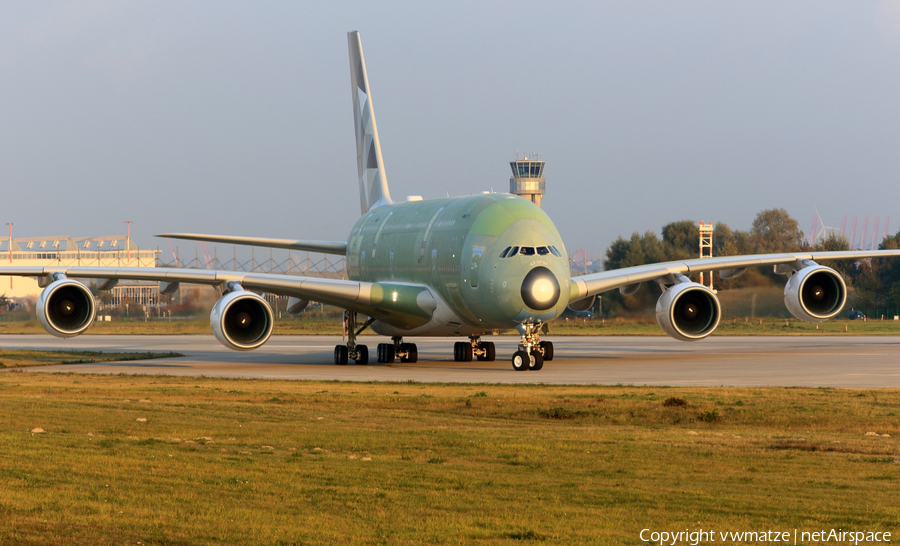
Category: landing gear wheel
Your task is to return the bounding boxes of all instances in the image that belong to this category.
[511,350,530,371]
[385,343,395,362]
[340,311,374,366]
[539,341,554,361]
[377,343,395,363]
[354,344,368,365]
[476,342,496,361]
[529,351,544,371]
[334,345,349,365]
[461,342,473,362]
[453,342,473,362]
[400,343,418,363]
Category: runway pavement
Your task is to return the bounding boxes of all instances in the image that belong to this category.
[2,334,899,387]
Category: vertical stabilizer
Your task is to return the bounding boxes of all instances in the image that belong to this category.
[348,31,393,214]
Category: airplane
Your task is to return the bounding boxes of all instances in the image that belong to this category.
[3,31,900,371]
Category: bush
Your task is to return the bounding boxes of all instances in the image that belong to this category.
[539,407,576,420]
[697,409,721,423]
[663,396,687,407]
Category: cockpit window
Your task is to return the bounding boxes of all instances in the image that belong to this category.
[502,244,562,258]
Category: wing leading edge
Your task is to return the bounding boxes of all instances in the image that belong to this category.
[570,249,900,301]
[0,266,434,330]
[157,233,347,256]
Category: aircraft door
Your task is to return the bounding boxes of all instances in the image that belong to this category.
[470,248,483,288]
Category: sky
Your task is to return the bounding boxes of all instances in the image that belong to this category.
[2,1,899,264]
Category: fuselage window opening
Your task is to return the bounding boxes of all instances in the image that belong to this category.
[500,246,512,258]
[520,247,535,256]
[508,246,519,257]
[549,245,562,257]
[536,246,550,256]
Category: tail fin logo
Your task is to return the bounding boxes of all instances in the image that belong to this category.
[348,31,392,215]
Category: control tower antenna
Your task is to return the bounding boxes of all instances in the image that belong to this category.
[509,153,546,207]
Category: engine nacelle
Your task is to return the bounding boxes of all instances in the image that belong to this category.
[210,291,274,351]
[37,278,96,338]
[656,282,721,341]
[784,265,846,322]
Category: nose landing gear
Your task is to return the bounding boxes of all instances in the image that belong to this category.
[511,322,553,371]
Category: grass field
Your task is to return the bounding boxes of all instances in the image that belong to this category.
[0,350,183,369]
[1,373,898,545]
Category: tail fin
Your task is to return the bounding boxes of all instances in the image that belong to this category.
[348,31,392,214]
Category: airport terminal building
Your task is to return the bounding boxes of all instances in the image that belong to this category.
[0,235,160,304]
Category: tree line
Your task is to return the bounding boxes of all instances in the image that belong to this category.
[602,208,900,317]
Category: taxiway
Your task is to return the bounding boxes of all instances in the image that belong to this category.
[2,335,899,387]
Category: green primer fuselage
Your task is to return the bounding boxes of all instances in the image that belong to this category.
[346,194,572,335]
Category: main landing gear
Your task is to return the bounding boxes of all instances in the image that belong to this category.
[511,323,553,372]
[333,312,417,365]
[377,336,418,363]
[334,311,375,365]
[453,336,496,362]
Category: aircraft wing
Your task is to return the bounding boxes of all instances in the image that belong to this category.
[157,233,347,256]
[570,249,900,300]
[0,266,434,327]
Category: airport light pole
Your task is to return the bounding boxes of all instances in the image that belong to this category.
[6,223,12,263]
[6,222,13,289]
[124,220,133,262]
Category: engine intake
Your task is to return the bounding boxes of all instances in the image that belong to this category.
[656,283,721,341]
[210,290,274,351]
[37,278,96,338]
[784,265,846,322]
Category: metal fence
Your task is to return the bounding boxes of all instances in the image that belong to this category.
[156,250,347,279]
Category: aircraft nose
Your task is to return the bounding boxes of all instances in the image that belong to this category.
[521,266,561,311]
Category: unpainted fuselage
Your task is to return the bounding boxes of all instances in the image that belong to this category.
[345,193,573,336]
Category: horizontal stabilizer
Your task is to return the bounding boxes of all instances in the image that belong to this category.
[157,233,347,256]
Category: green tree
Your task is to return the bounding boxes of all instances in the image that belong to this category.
[712,222,735,256]
[602,231,666,317]
[661,220,699,260]
[886,281,900,309]
[750,208,804,253]
[853,260,883,311]
[813,233,856,283]
[875,230,900,313]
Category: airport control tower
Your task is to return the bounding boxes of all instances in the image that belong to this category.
[509,155,545,207]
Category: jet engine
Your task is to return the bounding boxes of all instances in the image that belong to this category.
[784,265,846,322]
[656,282,721,341]
[210,290,274,351]
[37,277,96,338]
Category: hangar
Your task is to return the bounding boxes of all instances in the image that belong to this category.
[0,235,159,302]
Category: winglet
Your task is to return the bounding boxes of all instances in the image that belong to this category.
[348,31,392,215]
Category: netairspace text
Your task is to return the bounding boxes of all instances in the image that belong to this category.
[640,528,891,545]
